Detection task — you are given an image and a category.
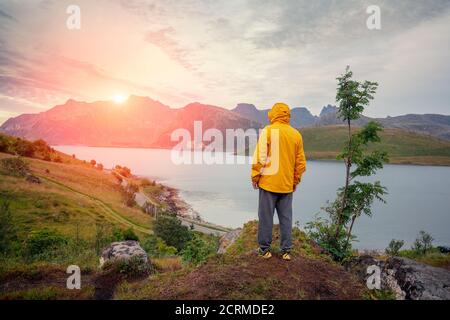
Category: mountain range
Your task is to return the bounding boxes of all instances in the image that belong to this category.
[232,103,450,140]
[1,95,450,148]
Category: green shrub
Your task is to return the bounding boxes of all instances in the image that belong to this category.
[95,224,112,255]
[0,157,30,177]
[111,226,139,242]
[385,239,404,256]
[14,139,35,157]
[0,135,11,153]
[0,200,17,255]
[142,234,177,257]
[26,229,68,258]
[122,228,139,241]
[154,215,192,251]
[32,139,50,153]
[181,234,216,265]
[306,214,353,260]
[103,256,152,278]
[412,230,434,255]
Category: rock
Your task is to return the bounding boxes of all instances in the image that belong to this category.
[386,256,450,300]
[217,229,242,254]
[437,246,450,254]
[26,175,41,184]
[99,240,148,268]
[345,255,450,300]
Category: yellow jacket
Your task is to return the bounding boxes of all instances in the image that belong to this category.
[251,103,306,193]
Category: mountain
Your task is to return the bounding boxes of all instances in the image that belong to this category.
[1,95,450,148]
[231,103,317,127]
[314,106,450,140]
[0,96,260,148]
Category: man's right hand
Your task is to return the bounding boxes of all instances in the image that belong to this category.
[252,181,259,190]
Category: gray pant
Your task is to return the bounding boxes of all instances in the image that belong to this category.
[257,188,293,253]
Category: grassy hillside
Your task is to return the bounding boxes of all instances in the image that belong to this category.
[0,132,153,279]
[301,126,450,166]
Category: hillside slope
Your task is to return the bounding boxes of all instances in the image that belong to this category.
[301,126,450,165]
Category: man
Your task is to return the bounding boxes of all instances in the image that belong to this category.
[251,102,306,261]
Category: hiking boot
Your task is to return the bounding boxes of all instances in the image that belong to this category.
[282,252,291,261]
[258,249,272,259]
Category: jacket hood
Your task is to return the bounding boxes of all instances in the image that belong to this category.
[268,102,290,124]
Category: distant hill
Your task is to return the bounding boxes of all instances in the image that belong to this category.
[300,125,450,166]
[233,104,450,141]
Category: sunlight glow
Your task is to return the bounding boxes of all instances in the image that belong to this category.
[113,94,128,104]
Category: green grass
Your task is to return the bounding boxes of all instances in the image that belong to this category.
[300,126,450,166]
[398,248,450,270]
[0,150,154,285]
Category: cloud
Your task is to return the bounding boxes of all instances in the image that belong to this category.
[0,8,16,22]
[0,0,449,121]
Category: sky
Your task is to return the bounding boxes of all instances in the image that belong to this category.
[0,0,449,125]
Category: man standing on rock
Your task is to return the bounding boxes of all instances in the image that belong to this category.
[251,102,306,261]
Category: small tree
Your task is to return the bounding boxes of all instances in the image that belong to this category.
[306,66,388,260]
[90,159,96,166]
[181,234,216,265]
[153,215,192,251]
[385,239,404,256]
[0,135,11,153]
[412,230,434,255]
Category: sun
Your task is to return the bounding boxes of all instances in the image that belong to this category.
[112,94,128,104]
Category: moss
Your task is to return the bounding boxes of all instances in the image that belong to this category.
[363,289,396,300]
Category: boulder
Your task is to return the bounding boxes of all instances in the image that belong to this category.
[345,255,450,300]
[99,240,148,268]
[386,256,450,300]
[437,246,450,254]
[26,175,41,184]
[217,229,242,254]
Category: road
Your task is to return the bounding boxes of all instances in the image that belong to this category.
[118,172,230,236]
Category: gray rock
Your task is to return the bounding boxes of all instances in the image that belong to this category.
[99,240,148,268]
[26,175,41,184]
[437,246,450,254]
[386,256,450,300]
[217,229,242,254]
[345,255,450,300]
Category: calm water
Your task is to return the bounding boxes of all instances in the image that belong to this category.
[55,146,450,249]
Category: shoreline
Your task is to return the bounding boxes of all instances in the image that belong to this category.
[126,171,232,235]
